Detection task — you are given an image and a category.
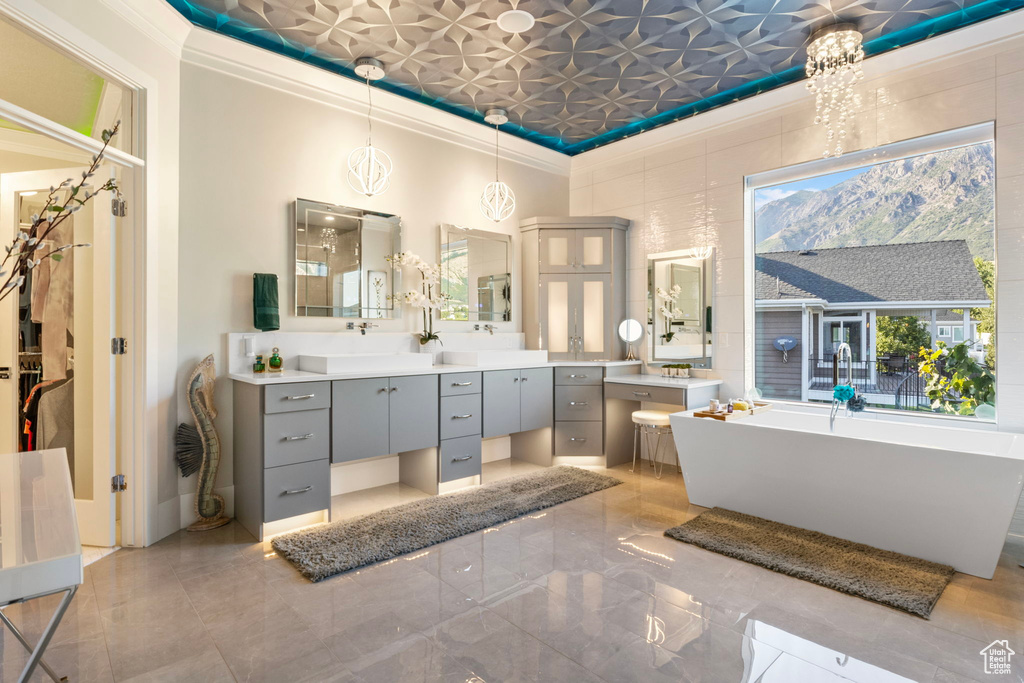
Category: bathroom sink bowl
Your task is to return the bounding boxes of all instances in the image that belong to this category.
[443,349,549,367]
[298,352,433,374]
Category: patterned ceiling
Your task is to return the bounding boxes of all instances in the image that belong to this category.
[166,0,1023,154]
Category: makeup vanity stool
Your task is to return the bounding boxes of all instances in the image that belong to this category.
[631,410,673,478]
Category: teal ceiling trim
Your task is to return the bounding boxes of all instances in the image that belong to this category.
[166,0,1024,156]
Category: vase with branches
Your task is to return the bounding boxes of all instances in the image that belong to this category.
[387,252,448,345]
[0,123,123,303]
[655,284,683,342]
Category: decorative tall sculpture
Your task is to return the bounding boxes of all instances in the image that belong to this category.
[176,354,229,531]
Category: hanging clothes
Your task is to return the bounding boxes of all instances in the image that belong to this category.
[35,377,75,474]
[40,220,73,381]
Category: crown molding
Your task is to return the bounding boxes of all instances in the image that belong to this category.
[180,27,570,177]
[0,126,93,164]
[97,0,192,57]
[571,10,1024,172]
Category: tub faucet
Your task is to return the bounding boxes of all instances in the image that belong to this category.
[830,342,854,433]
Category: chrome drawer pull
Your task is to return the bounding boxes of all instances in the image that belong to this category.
[568,374,588,379]
[452,455,473,462]
[286,433,314,441]
[453,414,473,419]
[283,486,312,495]
[633,391,651,397]
[452,381,474,387]
[569,401,589,406]
[569,437,587,442]
[285,393,315,401]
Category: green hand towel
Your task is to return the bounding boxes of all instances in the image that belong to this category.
[253,273,280,331]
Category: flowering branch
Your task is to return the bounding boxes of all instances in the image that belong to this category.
[387,251,449,344]
[0,123,123,303]
[655,284,683,342]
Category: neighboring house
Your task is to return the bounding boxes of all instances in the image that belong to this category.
[755,240,990,405]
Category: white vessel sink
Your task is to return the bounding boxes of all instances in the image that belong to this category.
[298,352,433,374]
[443,349,548,367]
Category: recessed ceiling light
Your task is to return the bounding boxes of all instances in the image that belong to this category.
[325,216,335,221]
[497,9,535,34]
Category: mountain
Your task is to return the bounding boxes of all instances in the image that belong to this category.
[754,144,994,259]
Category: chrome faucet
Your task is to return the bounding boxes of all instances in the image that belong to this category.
[830,342,853,433]
[474,324,496,335]
[357,322,378,336]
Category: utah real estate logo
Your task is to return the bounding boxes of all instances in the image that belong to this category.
[980,640,1015,675]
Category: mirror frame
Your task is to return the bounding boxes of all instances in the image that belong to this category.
[438,223,513,323]
[647,249,714,368]
[293,198,402,319]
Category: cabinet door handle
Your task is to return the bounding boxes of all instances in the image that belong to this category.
[378,387,389,393]
[569,437,587,442]
[451,455,473,462]
[283,485,312,495]
[286,433,314,441]
[569,401,589,407]
[633,391,651,397]
[452,414,473,419]
[513,377,519,382]
[568,374,588,379]
[390,387,398,392]
[452,381,473,387]
[521,377,529,382]
[285,393,315,401]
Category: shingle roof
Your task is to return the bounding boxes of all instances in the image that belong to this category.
[755,240,988,303]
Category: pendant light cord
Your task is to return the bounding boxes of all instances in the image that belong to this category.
[494,124,500,182]
[366,77,373,145]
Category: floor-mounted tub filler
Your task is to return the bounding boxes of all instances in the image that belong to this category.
[670,405,1024,578]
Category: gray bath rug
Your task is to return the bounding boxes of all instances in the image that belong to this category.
[272,466,621,582]
[665,508,954,618]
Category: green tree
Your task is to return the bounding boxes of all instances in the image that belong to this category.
[972,257,995,368]
[919,341,995,416]
[876,316,931,357]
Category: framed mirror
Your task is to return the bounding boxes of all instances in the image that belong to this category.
[647,249,714,367]
[294,199,402,318]
[439,224,512,322]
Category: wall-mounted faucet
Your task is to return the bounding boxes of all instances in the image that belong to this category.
[348,322,378,335]
[473,324,496,335]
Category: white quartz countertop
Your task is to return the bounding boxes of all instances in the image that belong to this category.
[604,375,724,390]
[230,360,642,385]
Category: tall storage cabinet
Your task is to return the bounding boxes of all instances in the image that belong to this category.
[521,216,630,361]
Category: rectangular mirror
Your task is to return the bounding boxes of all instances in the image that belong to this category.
[294,199,401,318]
[439,224,512,322]
[648,249,714,367]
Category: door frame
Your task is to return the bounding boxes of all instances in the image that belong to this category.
[0,11,149,547]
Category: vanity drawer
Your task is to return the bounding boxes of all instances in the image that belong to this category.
[263,459,329,523]
[440,394,482,440]
[555,367,603,386]
[554,421,604,456]
[439,435,482,483]
[604,383,686,407]
[264,382,331,414]
[263,409,330,468]
[555,385,603,421]
[441,372,482,397]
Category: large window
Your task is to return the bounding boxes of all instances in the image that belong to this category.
[750,130,995,418]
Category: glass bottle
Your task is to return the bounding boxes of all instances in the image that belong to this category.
[253,354,266,374]
[268,347,283,373]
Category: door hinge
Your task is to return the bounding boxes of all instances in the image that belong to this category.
[111,474,127,492]
[111,337,127,355]
[111,197,127,217]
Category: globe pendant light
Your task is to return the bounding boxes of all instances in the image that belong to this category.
[480,108,516,222]
[348,57,393,197]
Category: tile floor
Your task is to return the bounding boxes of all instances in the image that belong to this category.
[2,460,1023,682]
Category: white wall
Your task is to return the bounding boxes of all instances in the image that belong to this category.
[177,60,568,510]
[569,17,1024,534]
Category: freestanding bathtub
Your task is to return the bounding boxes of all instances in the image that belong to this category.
[670,404,1024,578]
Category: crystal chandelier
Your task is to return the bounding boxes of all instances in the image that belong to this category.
[805,24,864,158]
[320,226,338,254]
[348,57,393,197]
[480,109,516,222]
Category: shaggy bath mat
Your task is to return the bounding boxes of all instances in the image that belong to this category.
[272,466,621,581]
[665,508,954,618]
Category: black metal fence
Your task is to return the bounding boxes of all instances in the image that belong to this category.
[808,354,930,408]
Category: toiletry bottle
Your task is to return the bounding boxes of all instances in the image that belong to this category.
[253,355,266,374]
[726,401,734,414]
[269,347,283,373]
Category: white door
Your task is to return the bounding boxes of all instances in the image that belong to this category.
[0,166,119,547]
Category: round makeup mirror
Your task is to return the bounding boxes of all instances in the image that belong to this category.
[618,319,643,360]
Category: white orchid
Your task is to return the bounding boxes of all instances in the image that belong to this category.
[388,252,448,344]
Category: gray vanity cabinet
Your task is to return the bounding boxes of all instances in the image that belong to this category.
[332,378,390,463]
[332,374,439,463]
[482,367,554,437]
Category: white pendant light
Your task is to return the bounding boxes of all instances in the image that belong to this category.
[480,108,516,222]
[805,24,864,158]
[348,57,393,197]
